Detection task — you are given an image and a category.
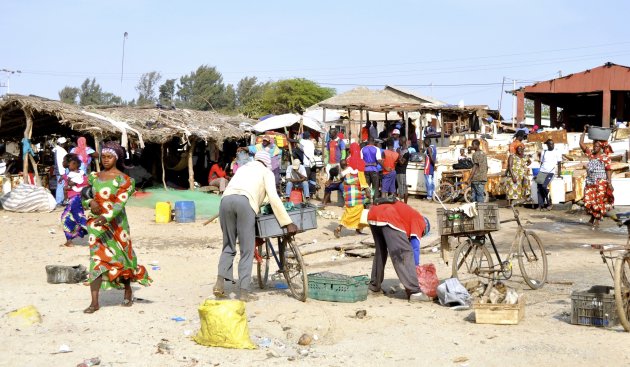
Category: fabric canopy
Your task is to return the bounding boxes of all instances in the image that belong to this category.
[252,113,325,133]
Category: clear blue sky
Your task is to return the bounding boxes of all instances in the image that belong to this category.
[3,0,630,119]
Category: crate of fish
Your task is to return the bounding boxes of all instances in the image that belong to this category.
[437,203,500,236]
[256,203,317,238]
[571,285,618,327]
[307,272,369,303]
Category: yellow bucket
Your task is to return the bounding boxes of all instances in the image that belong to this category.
[155,202,172,223]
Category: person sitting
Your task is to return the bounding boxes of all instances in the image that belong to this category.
[285,159,310,201]
[321,161,346,207]
[208,162,230,193]
[458,148,468,162]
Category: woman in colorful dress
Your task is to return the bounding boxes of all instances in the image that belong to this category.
[70,136,98,174]
[579,125,614,229]
[346,142,370,201]
[334,164,367,238]
[506,144,531,206]
[60,154,88,247]
[82,141,151,314]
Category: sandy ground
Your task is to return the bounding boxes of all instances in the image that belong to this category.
[1,196,630,367]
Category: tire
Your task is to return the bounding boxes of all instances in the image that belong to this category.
[452,239,494,286]
[518,231,547,289]
[256,239,271,289]
[614,256,630,331]
[464,187,473,203]
[435,182,455,203]
[280,237,308,302]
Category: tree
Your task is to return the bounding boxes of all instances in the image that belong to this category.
[260,78,335,115]
[58,86,80,104]
[176,65,227,110]
[79,78,103,106]
[223,84,236,111]
[136,71,162,106]
[159,79,176,105]
[236,76,270,117]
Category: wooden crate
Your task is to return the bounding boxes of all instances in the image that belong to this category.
[527,130,568,144]
[473,296,525,325]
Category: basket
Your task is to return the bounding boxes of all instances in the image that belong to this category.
[473,296,525,325]
[255,204,317,238]
[587,126,612,141]
[437,203,500,235]
[307,272,369,303]
[571,285,618,327]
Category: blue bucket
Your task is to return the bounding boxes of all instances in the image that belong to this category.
[174,201,196,223]
[532,168,540,176]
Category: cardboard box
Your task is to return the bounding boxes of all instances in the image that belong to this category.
[474,296,525,325]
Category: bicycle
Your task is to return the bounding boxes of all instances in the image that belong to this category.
[451,205,548,290]
[434,179,473,203]
[255,235,308,301]
[592,211,630,331]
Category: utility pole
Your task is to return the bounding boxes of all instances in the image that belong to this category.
[1,68,22,94]
[512,79,517,127]
[120,32,128,94]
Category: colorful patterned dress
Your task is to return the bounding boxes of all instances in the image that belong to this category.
[340,171,367,230]
[61,172,88,241]
[83,172,151,289]
[506,154,531,200]
[584,149,614,219]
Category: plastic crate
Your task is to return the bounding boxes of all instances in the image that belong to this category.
[571,286,619,327]
[256,204,317,238]
[437,203,500,236]
[307,272,369,303]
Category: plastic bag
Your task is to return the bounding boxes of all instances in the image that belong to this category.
[9,305,42,326]
[193,300,256,349]
[416,263,439,298]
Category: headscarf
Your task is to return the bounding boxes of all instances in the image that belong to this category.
[102,141,126,170]
[75,137,89,165]
[347,142,365,171]
[254,151,271,168]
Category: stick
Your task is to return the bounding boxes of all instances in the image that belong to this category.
[202,213,220,226]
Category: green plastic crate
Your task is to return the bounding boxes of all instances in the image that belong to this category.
[307,272,369,303]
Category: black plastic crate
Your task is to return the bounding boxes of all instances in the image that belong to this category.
[437,203,500,236]
[571,286,619,327]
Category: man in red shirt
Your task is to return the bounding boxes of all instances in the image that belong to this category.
[208,162,230,193]
[367,200,431,302]
[380,139,399,197]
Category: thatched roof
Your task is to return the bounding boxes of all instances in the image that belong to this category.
[316,87,426,112]
[0,94,251,144]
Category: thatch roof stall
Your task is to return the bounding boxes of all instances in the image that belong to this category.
[0,94,252,190]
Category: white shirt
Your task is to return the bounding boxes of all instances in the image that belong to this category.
[300,139,315,167]
[286,165,307,180]
[52,144,67,175]
[540,149,562,174]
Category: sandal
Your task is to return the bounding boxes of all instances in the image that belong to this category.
[121,299,134,307]
[83,305,99,314]
[334,227,341,238]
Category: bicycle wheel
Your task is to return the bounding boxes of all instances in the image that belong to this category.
[518,230,547,289]
[452,239,494,286]
[614,255,630,331]
[435,182,455,203]
[280,237,308,302]
[463,187,473,203]
[256,239,271,289]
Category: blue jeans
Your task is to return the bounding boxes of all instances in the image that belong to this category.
[286,181,310,198]
[425,174,434,198]
[55,174,65,205]
[471,181,486,203]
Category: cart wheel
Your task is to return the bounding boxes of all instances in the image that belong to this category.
[614,255,630,331]
[463,187,473,203]
[280,236,308,302]
[452,239,494,286]
[435,182,455,203]
[256,239,271,289]
[518,230,547,289]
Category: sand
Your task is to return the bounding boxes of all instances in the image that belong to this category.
[1,198,629,367]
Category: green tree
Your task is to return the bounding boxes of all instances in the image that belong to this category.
[236,76,270,117]
[136,71,162,105]
[261,78,335,115]
[223,84,236,111]
[58,86,80,104]
[159,78,176,105]
[79,78,104,106]
[176,65,226,110]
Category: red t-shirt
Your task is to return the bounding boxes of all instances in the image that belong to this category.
[368,201,426,238]
[382,150,399,174]
[208,164,227,181]
[361,127,369,141]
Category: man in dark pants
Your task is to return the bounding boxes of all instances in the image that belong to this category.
[367,200,431,302]
[466,139,488,203]
[215,151,298,301]
[361,136,383,203]
[537,139,563,210]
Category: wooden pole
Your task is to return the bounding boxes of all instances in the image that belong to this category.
[93,134,101,172]
[22,110,34,182]
[347,109,351,142]
[404,111,409,139]
[161,143,168,190]
[187,139,196,190]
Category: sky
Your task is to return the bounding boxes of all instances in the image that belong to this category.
[2,0,630,120]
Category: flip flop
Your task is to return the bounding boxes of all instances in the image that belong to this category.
[83,305,99,314]
[121,299,134,307]
[334,227,341,238]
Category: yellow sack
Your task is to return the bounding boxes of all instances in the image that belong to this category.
[9,305,42,326]
[193,300,256,349]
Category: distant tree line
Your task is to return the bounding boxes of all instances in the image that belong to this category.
[58,65,335,118]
